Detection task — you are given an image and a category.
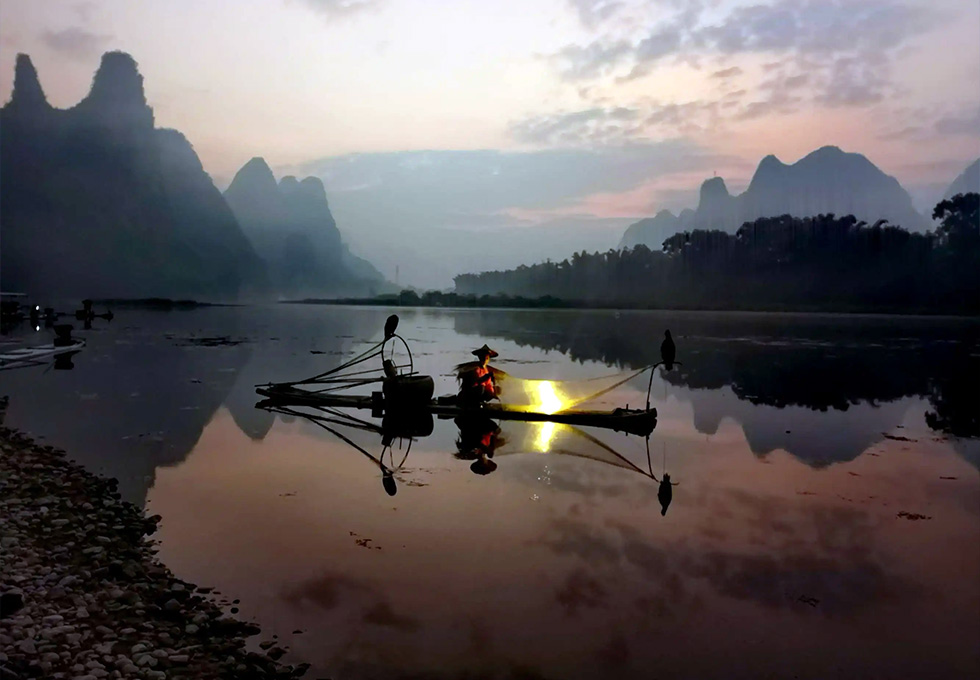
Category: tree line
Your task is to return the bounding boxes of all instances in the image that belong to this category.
[453,194,979,314]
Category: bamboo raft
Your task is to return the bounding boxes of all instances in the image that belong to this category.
[255,314,657,438]
[256,384,657,437]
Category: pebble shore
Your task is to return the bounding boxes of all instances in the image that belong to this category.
[0,399,309,679]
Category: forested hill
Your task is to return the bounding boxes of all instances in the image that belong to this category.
[620,146,926,251]
[455,194,980,315]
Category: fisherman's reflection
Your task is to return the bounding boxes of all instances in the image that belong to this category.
[454,415,505,475]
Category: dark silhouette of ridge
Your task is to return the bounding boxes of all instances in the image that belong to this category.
[0,52,267,299]
[621,146,927,250]
[944,159,980,201]
[224,157,385,296]
[7,53,49,112]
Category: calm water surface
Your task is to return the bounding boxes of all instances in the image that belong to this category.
[2,305,978,679]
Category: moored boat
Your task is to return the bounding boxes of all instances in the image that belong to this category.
[0,338,86,371]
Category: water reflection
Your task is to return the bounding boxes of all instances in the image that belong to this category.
[454,310,980,463]
[256,397,658,495]
[5,306,975,678]
[147,405,978,679]
[5,305,976,507]
[0,305,385,503]
[454,414,504,475]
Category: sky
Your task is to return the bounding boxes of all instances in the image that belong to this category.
[1,0,978,288]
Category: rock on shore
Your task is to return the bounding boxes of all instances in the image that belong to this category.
[0,398,309,679]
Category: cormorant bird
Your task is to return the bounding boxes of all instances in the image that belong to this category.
[384,314,399,339]
[660,329,676,370]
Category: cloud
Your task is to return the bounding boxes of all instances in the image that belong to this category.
[644,100,723,134]
[699,0,929,55]
[877,125,924,141]
[40,27,112,60]
[73,2,97,23]
[551,40,633,81]
[730,69,811,119]
[508,101,749,147]
[734,98,797,121]
[760,72,810,92]
[567,0,624,29]
[710,66,743,79]
[548,0,939,110]
[934,106,980,136]
[509,107,642,146]
[635,24,684,63]
[298,0,382,21]
[814,54,890,107]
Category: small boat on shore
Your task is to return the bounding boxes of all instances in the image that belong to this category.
[0,338,86,371]
[1,324,85,371]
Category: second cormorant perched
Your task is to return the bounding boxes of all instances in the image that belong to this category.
[660,329,675,370]
[384,314,399,339]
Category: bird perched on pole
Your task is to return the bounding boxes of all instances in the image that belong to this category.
[384,314,399,340]
[660,329,676,370]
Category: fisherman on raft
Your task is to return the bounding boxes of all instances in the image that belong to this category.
[456,344,504,406]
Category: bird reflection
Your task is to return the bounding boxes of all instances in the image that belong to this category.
[654,473,678,516]
[648,441,679,516]
[381,469,398,496]
[661,329,676,370]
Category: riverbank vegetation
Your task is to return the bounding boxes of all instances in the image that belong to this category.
[453,194,980,315]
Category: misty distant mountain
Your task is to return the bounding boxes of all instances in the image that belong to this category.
[621,146,926,251]
[224,158,385,296]
[0,52,267,299]
[944,159,980,200]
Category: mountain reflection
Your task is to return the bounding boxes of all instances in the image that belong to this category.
[1,311,251,505]
[0,306,384,505]
[454,310,980,457]
[4,307,976,510]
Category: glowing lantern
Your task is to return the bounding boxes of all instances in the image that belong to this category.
[535,381,563,415]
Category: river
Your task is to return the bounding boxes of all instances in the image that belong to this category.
[2,304,978,679]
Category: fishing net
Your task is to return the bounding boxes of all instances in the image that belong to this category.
[451,413,655,479]
[489,366,652,413]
